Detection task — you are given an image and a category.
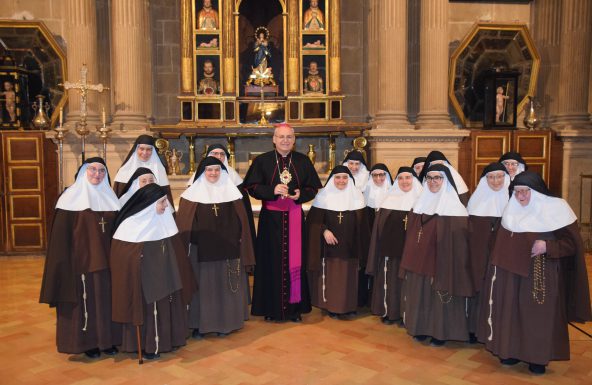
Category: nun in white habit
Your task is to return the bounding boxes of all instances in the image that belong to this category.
[466,162,510,342]
[306,165,370,319]
[40,157,121,358]
[399,164,474,346]
[176,157,255,337]
[418,150,470,206]
[118,167,156,206]
[110,184,195,360]
[186,144,243,186]
[367,166,423,324]
[342,150,370,192]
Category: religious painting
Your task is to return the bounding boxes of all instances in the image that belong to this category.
[196,34,219,50]
[302,0,325,31]
[196,55,220,95]
[483,71,519,129]
[195,0,219,30]
[303,56,325,95]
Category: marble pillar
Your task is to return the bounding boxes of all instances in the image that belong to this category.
[553,0,592,129]
[64,0,100,124]
[415,0,454,129]
[372,0,412,130]
[111,0,151,129]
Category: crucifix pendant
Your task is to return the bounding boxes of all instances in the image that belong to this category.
[212,203,219,217]
[403,215,408,231]
[417,226,423,243]
[99,216,107,233]
[337,211,344,224]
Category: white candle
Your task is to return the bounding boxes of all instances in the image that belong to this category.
[102,107,106,125]
[59,107,63,126]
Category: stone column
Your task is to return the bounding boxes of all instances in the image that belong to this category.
[415,0,453,129]
[180,0,193,94]
[367,0,379,119]
[111,0,151,129]
[553,0,592,129]
[64,0,100,123]
[329,0,341,94]
[373,0,412,129]
[222,0,235,94]
[533,0,561,127]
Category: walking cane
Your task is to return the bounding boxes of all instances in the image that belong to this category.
[136,325,143,364]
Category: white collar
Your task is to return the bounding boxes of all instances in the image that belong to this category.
[380,173,423,211]
[113,200,178,242]
[467,174,510,217]
[56,164,120,212]
[114,145,169,185]
[312,174,365,211]
[181,169,243,203]
[412,172,468,216]
[501,189,577,233]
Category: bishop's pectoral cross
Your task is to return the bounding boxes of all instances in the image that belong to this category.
[417,226,423,243]
[99,217,107,233]
[403,215,408,231]
[212,203,219,217]
[337,212,344,224]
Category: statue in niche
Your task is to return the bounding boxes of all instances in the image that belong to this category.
[197,0,219,30]
[1,81,16,122]
[303,0,324,31]
[495,86,510,122]
[198,59,220,95]
[304,61,323,94]
[246,27,276,87]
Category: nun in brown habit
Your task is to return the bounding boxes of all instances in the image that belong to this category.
[478,171,591,374]
[466,163,510,342]
[40,157,121,358]
[176,157,255,337]
[306,166,370,319]
[366,167,422,324]
[110,184,195,360]
[399,164,474,346]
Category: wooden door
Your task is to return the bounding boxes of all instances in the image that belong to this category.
[1,132,47,253]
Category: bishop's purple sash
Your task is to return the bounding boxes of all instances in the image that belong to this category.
[264,198,302,303]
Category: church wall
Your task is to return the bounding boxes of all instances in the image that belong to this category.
[0,0,66,38]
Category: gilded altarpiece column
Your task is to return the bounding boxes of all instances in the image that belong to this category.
[222,0,235,94]
[181,0,194,94]
[329,0,341,94]
[287,0,300,94]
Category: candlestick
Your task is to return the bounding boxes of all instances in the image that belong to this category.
[101,107,106,126]
[59,107,63,126]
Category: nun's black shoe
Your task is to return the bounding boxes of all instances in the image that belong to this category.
[217,332,229,337]
[381,317,397,325]
[291,315,302,323]
[84,348,101,359]
[102,346,118,355]
[413,335,428,342]
[500,358,520,366]
[328,312,339,319]
[468,333,478,344]
[528,364,546,375]
[192,329,203,339]
[429,337,446,347]
[143,352,160,360]
[264,316,274,321]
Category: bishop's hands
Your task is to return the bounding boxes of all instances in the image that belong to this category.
[323,229,338,245]
[531,240,547,257]
[274,184,300,200]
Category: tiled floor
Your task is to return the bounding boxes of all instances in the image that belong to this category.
[1,255,591,385]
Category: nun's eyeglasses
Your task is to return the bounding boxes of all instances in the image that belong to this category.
[502,161,519,167]
[425,175,443,182]
[371,173,386,178]
[513,188,531,196]
[87,166,106,175]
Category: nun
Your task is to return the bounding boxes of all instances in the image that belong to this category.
[359,163,393,307]
[366,167,422,324]
[498,151,528,181]
[112,135,172,204]
[478,171,591,374]
[110,184,195,360]
[399,164,474,346]
[306,166,370,319]
[40,157,121,358]
[176,157,255,337]
[466,163,510,342]
[342,150,370,192]
[187,144,243,186]
[418,151,470,205]
[412,156,426,178]
[118,167,156,206]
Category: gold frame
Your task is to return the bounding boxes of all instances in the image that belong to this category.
[448,23,540,127]
[193,0,224,97]
[9,195,42,221]
[0,20,68,129]
[299,0,329,96]
[10,223,43,249]
[8,166,41,192]
[6,137,41,163]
